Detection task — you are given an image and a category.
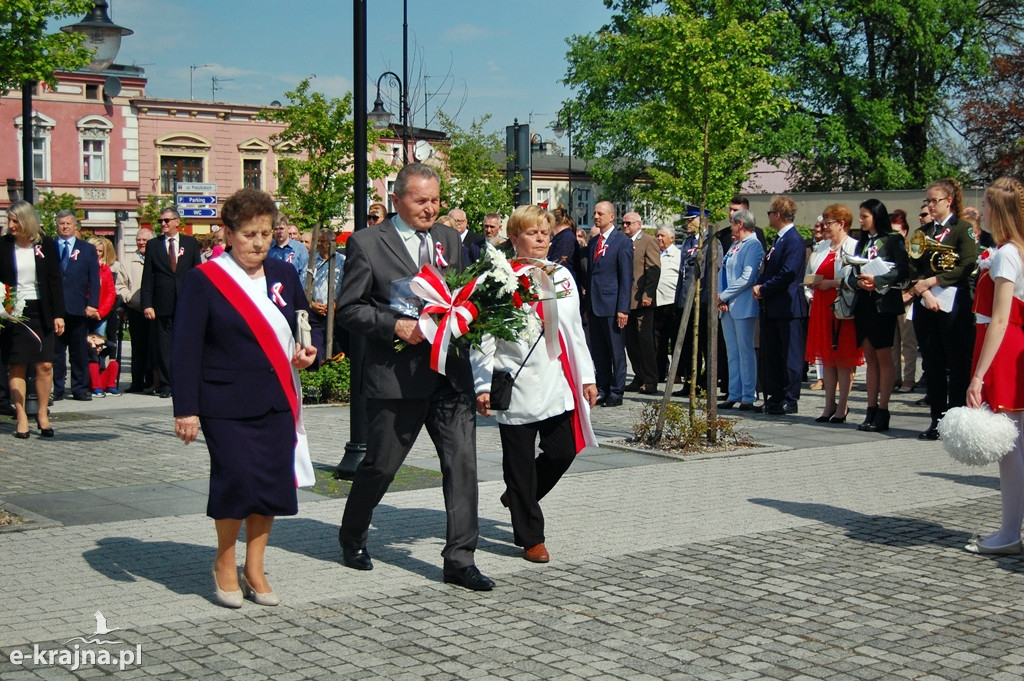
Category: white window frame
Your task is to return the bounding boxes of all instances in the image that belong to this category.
[77,115,113,183]
[15,111,56,183]
[535,186,552,210]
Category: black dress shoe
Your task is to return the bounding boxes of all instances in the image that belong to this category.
[914,397,930,407]
[738,402,755,411]
[782,402,798,414]
[13,430,29,439]
[340,542,373,571]
[443,564,495,591]
[72,392,92,402]
[601,396,623,407]
[624,381,641,393]
[918,426,940,441]
[672,388,689,397]
[125,384,145,394]
[638,384,659,395]
[52,393,65,402]
[595,395,607,406]
[765,403,785,415]
[159,389,173,399]
[717,401,736,410]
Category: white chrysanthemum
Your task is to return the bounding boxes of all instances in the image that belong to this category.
[977,247,998,272]
[523,309,543,343]
[486,246,518,295]
[938,405,1018,466]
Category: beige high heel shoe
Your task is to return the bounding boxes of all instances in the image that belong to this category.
[240,570,280,606]
[212,567,243,608]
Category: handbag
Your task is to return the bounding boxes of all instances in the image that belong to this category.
[832,282,857,320]
[488,334,543,410]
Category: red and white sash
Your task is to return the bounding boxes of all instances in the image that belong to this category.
[199,254,315,487]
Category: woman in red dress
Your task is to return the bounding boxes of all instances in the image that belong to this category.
[965,177,1024,555]
[804,204,863,422]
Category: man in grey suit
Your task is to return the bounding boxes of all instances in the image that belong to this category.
[336,163,494,591]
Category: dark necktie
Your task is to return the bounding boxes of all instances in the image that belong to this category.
[60,241,70,272]
[416,232,429,267]
[168,237,177,272]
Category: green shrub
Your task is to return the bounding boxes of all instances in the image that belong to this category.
[300,356,350,404]
[632,391,754,452]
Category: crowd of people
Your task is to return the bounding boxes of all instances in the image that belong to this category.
[5,166,1022,607]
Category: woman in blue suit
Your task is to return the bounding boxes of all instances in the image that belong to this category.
[716,210,765,410]
[172,189,321,608]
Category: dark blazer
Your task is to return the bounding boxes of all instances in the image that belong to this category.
[55,237,99,316]
[757,226,808,319]
[909,216,978,289]
[587,228,634,317]
[462,229,485,264]
[336,218,471,400]
[141,232,201,315]
[0,235,66,327]
[847,231,910,315]
[171,258,322,419]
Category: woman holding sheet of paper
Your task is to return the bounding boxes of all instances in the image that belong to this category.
[848,199,909,433]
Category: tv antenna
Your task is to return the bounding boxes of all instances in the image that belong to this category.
[190,64,212,100]
[212,76,233,102]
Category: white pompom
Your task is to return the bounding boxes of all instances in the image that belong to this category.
[938,405,1019,466]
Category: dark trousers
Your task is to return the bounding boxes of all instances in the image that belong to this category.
[151,315,174,389]
[340,389,479,568]
[589,315,627,398]
[126,308,152,389]
[761,315,805,405]
[498,410,575,549]
[625,306,658,386]
[912,293,974,422]
[654,304,680,381]
[53,314,89,396]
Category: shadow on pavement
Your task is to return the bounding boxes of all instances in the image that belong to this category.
[748,497,967,547]
[918,471,999,489]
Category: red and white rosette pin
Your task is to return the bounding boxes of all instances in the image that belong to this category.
[409,264,483,375]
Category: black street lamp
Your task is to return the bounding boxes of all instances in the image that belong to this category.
[553,118,572,223]
[368,71,409,165]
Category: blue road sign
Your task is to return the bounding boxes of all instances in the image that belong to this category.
[178,195,216,205]
[180,207,218,218]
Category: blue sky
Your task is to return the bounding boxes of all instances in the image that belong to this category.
[102,0,614,139]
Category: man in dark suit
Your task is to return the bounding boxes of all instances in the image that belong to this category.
[336,163,494,591]
[753,196,808,414]
[587,201,634,407]
[141,208,200,398]
[621,212,661,393]
[449,208,485,264]
[52,210,100,401]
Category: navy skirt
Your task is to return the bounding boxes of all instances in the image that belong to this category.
[201,407,299,519]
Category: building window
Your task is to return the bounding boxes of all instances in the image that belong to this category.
[86,84,100,100]
[160,156,203,193]
[536,187,552,210]
[82,139,106,182]
[243,159,262,189]
[16,112,55,183]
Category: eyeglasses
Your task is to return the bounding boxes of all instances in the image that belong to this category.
[622,220,639,225]
[919,212,929,218]
[158,217,177,224]
[924,197,949,206]
[767,211,779,217]
[367,214,383,222]
[823,219,841,227]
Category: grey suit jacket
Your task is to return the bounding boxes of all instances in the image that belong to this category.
[337,218,472,399]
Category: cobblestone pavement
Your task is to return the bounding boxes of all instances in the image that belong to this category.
[1,382,1022,680]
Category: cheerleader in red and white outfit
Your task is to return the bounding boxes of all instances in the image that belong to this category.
[965,177,1024,555]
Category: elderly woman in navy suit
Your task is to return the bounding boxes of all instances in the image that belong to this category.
[472,205,598,564]
[172,189,321,608]
[0,201,65,438]
[716,209,765,411]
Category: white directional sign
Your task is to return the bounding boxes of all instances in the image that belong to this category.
[176,182,217,194]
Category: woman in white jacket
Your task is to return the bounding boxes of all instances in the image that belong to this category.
[472,205,598,564]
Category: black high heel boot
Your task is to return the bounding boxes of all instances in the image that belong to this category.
[861,408,890,433]
[35,412,54,438]
[858,407,878,431]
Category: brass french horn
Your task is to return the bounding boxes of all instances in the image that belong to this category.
[909,229,958,272]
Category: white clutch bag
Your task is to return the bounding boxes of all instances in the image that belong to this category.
[296,309,312,348]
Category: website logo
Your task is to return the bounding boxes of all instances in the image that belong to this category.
[7,612,142,672]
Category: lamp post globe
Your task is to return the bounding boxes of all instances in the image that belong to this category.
[61,0,133,73]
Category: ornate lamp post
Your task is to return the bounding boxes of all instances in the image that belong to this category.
[368,71,409,165]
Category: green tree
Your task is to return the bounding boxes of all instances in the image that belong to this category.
[0,0,93,96]
[565,0,786,220]
[137,194,175,228]
[435,113,516,228]
[762,0,1024,190]
[35,191,77,237]
[261,78,391,234]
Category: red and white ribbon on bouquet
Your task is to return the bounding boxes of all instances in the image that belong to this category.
[409,264,484,375]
